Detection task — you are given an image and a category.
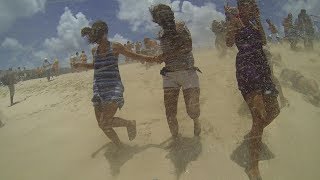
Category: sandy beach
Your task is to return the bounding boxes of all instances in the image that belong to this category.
[1,44,320,180]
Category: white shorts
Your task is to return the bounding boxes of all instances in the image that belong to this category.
[162,69,200,90]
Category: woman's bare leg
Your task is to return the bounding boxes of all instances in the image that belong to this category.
[164,88,180,138]
[183,87,201,136]
[245,92,266,179]
[262,94,280,128]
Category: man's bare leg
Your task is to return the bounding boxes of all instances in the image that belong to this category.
[164,88,180,138]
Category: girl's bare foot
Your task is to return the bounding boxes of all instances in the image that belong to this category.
[127,120,137,141]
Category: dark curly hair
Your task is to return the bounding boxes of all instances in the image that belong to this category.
[149,4,174,25]
[81,20,108,44]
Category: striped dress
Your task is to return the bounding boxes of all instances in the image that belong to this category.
[92,42,124,108]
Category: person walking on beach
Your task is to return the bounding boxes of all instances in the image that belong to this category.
[77,20,159,147]
[42,58,52,81]
[149,4,202,139]
[225,0,281,179]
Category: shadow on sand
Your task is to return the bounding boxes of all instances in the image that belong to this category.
[8,99,26,107]
[164,136,202,180]
[91,136,202,179]
[230,139,275,169]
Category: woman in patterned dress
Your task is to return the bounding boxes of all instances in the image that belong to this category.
[226,1,280,179]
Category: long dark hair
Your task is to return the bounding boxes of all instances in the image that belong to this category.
[149,4,177,35]
[81,20,108,44]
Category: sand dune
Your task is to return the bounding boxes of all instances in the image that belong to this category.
[0,44,320,180]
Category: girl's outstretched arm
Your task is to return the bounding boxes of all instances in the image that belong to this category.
[113,42,162,63]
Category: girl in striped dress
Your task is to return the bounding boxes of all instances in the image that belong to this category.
[77,20,158,147]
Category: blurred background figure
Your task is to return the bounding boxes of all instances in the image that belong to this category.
[52,58,60,77]
[282,13,299,50]
[211,19,227,57]
[42,58,52,82]
[80,50,87,64]
[297,9,315,50]
[266,19,281,43]
[3,68,17,106]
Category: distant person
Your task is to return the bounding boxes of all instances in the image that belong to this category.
[297,9,315,50]
[211,20,227,57]
[266,19,280,43]
[52,59,60,77]
[5,68,16,106]
[135,42,142,54]
[17,67,22,81]
[280,68,320,106]
[150,4,202,139]
[225,1,280,179]
[36,67,42,78]
[283,13,293,37]
[78,20,159,147]
[70,52,79,72]
[42,58,52,81]
[283,13,298,50]
[22,67,27,81]
[80,50,88,63]
[142,38,160,69]
[126,41,134,51]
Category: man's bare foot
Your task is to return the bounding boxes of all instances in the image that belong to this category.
[245,166,262,180]
[127,120,137,141]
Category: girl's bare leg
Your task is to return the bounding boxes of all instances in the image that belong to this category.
[94,102,136,146]
[245,92,265,180]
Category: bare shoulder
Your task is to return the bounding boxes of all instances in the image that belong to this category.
[176,21,188,32]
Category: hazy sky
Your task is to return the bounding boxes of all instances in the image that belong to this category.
[0,0,319,69]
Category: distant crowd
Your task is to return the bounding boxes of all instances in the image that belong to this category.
[211,8,318,57]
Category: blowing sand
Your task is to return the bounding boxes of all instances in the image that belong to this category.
[0,43,320,180]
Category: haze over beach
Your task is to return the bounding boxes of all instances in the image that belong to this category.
[1,43,320,180]
[1,0,320,180]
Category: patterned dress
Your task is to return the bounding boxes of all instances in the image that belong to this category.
[92,42,124,108]
[235,26,278,97]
